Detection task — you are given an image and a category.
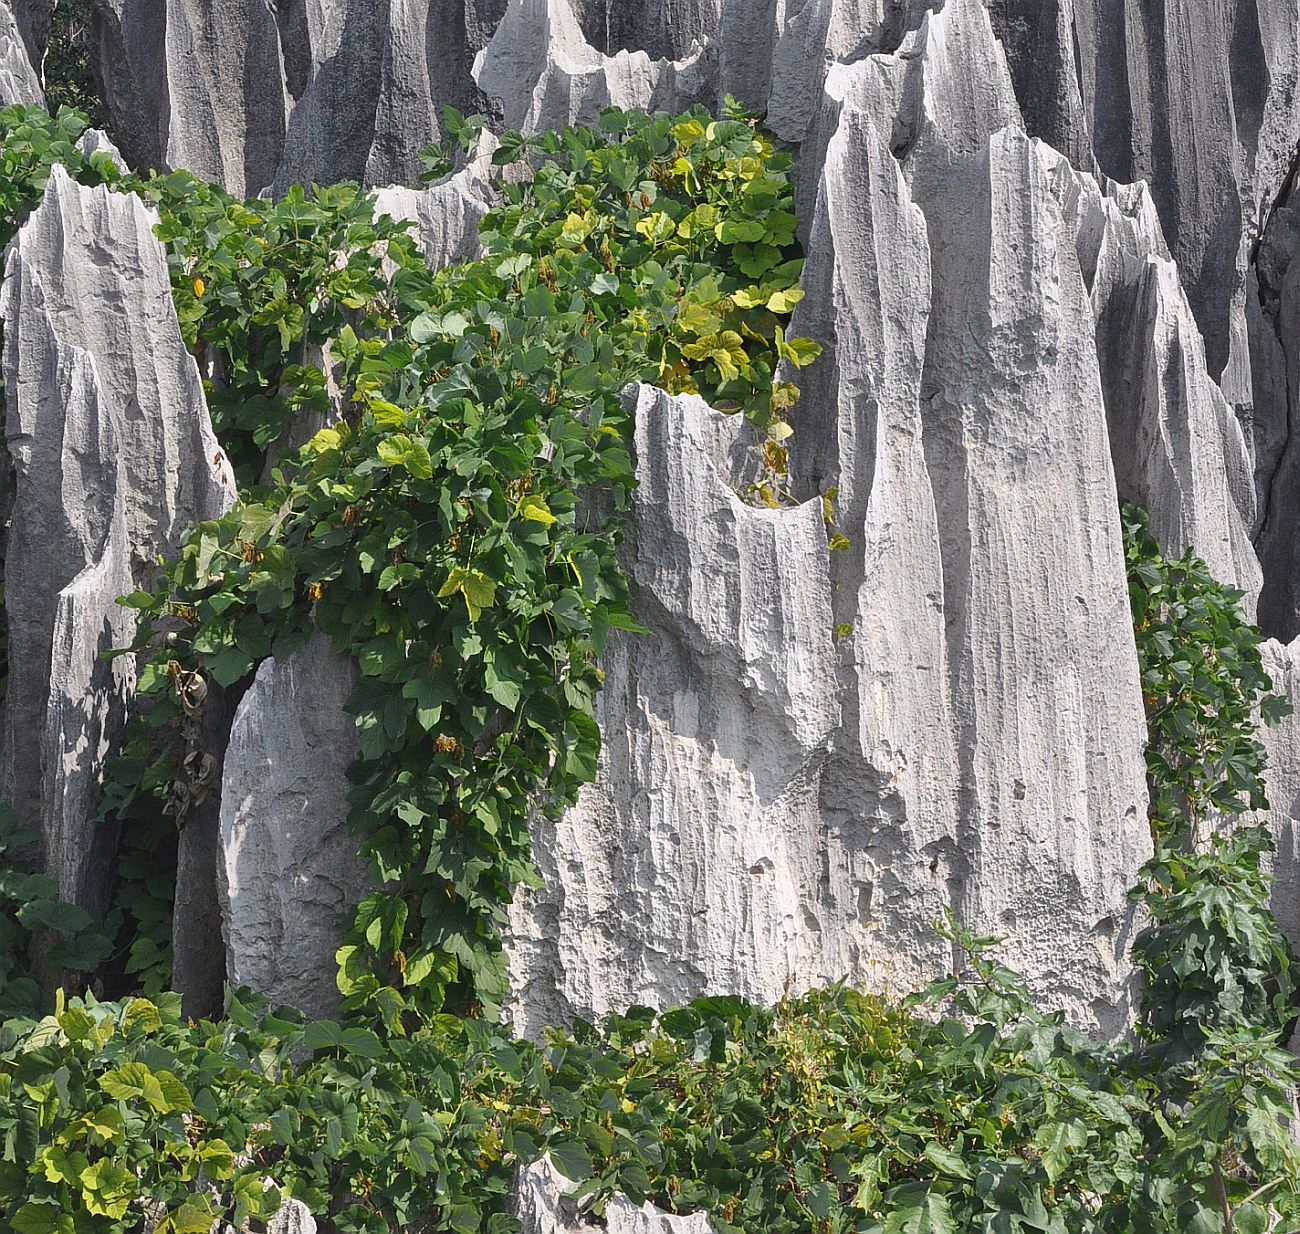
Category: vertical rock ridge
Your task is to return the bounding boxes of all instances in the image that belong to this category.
[0,1,42,107]
[161,0,290,197]
[473,0,716,134]
[1,166,234,911]
[218,633,367,1021]
[506,385,842,1036]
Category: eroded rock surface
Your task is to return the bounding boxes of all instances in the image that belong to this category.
[517,1159,716,1234]
[370,143,493,268]
[218,634,367,1020]
[90,0,504,196]
[508,385,843,1035]
[0,2,42,107]
[473,0,716,133]
[0,166,234,910]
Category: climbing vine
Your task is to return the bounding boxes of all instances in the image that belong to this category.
[0,105,1298,1234]
[96,105,821,1022]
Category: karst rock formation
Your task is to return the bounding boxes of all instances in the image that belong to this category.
[4,0,1300,1225]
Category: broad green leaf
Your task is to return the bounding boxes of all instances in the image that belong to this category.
[79,1157,135,1219]
[99,1062,170,1113]
[549,1138,593,1182]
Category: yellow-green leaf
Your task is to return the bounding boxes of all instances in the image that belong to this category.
[517,495,556,526]
[438,567,497,621]
[99,1062,169,1113]
[122,998,162,1034]
[730,286,767,309]
[304,426,343,457]
[156,1197,218,1234]
[636,212,676,244]
[765,287,804,313]
[376,434,433,480]
[40,1146,89,1185]
[79,1158,134,1219]
[561,211,595,245]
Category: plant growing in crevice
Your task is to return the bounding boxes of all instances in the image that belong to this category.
[43,0,106,132]
[0,805,114,1020]
[1123,504,1300,1232]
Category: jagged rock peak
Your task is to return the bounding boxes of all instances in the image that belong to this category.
[0,1,42,107]
[0,166,234,911]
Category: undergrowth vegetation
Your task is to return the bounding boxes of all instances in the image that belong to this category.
[0,106,1296,1233]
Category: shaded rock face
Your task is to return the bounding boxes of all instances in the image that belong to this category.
[0,166,234,911]
[1252,201,1300,641]
[9,1,54,75]
[218,634,367,1021]
[89,0,506,195]
[989,0,1300,391]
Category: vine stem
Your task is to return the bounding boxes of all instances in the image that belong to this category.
[1213,1159,1232,1233]
[1241,1175,1286,1207]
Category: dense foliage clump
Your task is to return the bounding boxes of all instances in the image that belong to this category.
[0,106,1296,1234]
[99,105,819,1018]
[42,0,105,131]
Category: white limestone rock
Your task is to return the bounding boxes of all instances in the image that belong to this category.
[767,0,911,142]
[370,141,494,270]
[89,0,289,197]
[1046,149,1263,608]
[909,121,1152,1031]
[218,633,368,1021]
[265,1198,318,1234]
[473,0,716,133]
[507,384,843,1035]
[160,0,289,197]
[0,1,42,107]
[1258,638,1300,958]
[788,99,964,1003]
[517,1159,716,1234]
[76,128,125,167]
[507,0,1165,1039]
[990,0,1300,392]
[0,166,235,909]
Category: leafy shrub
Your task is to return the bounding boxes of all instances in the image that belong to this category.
[0,807,113,1022]
[1124,505,1285,844]
[104,106,820,1022]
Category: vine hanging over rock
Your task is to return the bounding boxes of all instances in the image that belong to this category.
[101,104,821,1023]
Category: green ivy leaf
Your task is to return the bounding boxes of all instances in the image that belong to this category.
[377,434,434,480]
